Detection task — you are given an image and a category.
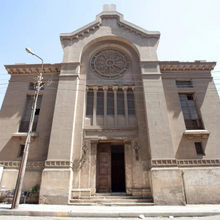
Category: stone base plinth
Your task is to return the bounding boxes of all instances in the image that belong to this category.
[39,168,72,205]
[182,167,220,204]
[151,167,185,205]
[71,189,92,198]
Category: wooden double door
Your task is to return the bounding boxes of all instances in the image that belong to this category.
[96,143,126,193]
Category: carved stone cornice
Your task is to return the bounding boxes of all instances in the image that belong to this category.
[5,63,61,75]
[0,161,45,169]
[159,61,216,72]
[60,22,101,40]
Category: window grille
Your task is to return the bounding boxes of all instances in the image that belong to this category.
[18,145,25,157]
[97,89,104,115]
[19,95,42,132]
[107,89,114,115]
[127,88,135,115]
[86,89,94,115]
[179,94,203,129]
[176,80,193,88]
[195,142,205,156]
[117,89,125,115]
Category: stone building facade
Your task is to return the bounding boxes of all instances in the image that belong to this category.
[1,5,220,205]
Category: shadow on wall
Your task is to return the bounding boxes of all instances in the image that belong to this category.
[0,138,20,161]
[164,78,211,120]
[175,135,208,159]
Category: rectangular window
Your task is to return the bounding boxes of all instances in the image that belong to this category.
[179,94,203,129]
[18,144,25,157]
[97,89,104,115]
[195,142,205,156]
[117,89,125,115]
[127,89,135,115]
[176,80,193,88]
[19,95,42,132]
[107,89,114,115]
[86,89,94,115]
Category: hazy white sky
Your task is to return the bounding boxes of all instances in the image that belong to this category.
[0,0,220,108]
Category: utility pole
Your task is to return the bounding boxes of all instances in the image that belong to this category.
[11,48,44,209]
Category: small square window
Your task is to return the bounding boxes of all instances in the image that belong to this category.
[176,80,193,88]
[35,109,40,115]
[18,145,25,157]
[195,142,205,156]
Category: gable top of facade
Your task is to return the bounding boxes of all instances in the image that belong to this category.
[60,4,160,41]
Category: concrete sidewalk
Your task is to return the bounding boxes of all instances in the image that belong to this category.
[0,204,220,218]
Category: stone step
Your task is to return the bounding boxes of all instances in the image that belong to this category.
[70,198,152,202]
[68,202,154,206]
[79,195,144,199]
[95,193,127,196]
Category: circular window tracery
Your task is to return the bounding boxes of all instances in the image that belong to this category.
[90,49,130,79]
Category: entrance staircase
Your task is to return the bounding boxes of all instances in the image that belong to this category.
[69,193,154,206]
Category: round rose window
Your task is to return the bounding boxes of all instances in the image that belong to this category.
[90,49,130,79]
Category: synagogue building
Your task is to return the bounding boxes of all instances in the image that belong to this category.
[0,5,220,205]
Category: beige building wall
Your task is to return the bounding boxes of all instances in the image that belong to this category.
[0,5,220,205]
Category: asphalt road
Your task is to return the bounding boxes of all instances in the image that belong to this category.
[1,215,220,220]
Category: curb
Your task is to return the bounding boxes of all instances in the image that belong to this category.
[0,210,220,218]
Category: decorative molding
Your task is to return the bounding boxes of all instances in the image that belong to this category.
[81,140,91,162]
[60,22,101,40]
[90,48,130,80]
[5,63,61,75]
[45,160,72,168]
[159,61,216,72]
[86,85,135,91]
[177,159,220,167]
[12,132,38,141]
[184,130,210,139]
[132,139,140,160]
[151,159,177,167]
[0,161,45,169]
[150,159,220,168]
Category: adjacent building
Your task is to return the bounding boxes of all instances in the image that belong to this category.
[1,5,220,205]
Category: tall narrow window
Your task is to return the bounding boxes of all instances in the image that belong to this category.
[19,95,42,132]
[127,88,135,115]
[97,89,104,115]
[107,89,114,115]
[18,144,25,157]
[86,89,94,116]
[195,142,205,156]
[117,89,125,115]
[179,94,203,129]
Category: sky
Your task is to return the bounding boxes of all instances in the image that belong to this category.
[0,0,220,109]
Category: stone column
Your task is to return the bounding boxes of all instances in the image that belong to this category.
[122,86,128,125]
[124,141,133,195]
[93,86,98,126]
[103,86,108,126]
[112,86,118,126]
[90,140,98,195]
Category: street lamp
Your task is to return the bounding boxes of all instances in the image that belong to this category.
[11,48,44,209]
